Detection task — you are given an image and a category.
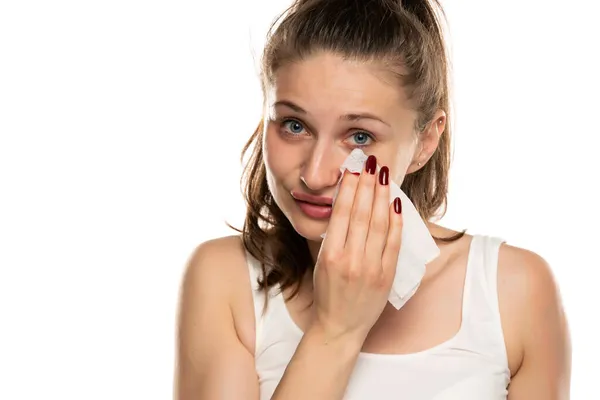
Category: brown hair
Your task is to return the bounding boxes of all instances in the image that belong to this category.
[231,0,465,306]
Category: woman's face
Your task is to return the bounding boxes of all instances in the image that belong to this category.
[262,52,442,242]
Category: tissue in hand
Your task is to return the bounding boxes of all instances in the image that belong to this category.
[320,149,440,310]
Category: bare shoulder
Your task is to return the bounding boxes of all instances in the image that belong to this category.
[181,234,257,349]
[496,243,571,397]
[497,243,565,322]
[497,243,563,301]
[187,234,246,267]
[182,234,247,296]
[175,234,259,399]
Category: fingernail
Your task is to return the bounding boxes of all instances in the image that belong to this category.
[365,155,376,175]
[394,197,402,214]
[351,172,361,176]
[379,166,389,185]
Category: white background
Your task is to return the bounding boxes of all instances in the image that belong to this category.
[1,0,598,398]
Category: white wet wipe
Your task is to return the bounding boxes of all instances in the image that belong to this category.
[320,149,440,310]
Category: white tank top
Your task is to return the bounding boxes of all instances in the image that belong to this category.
[245,235,511,399]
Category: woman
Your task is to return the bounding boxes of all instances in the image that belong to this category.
[175,0,571,398]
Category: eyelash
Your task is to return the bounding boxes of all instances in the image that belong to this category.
[278,118,376,147]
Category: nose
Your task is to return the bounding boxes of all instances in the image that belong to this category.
[300,141,344,192]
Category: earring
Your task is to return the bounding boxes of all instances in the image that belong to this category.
[417,162,422,166]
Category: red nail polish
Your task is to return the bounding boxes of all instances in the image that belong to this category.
[365,155,376,175]
[379,166,389,185]
[394,197,402,214]
[351,172,361,176]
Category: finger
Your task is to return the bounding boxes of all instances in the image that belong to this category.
[345,155,377,256]
[322,170,360,251]
[364,166,391,268]
[381,197,403,280]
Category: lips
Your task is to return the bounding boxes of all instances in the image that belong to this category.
[296,199,330,206]
[291,191,334,206]
[294,199,333,219]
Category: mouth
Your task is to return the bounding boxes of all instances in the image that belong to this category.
[291,191,334,206]
[291,191,334,219]
[296,199,331,206]
[294,199,333,219]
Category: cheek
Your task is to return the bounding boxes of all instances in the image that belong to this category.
[392,149,416,183]
[262,126,281,173]
[262,127,289,193]
[376,140,416,182]
[263,124,300,172]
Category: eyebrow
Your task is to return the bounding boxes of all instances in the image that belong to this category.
[273,100,391,127]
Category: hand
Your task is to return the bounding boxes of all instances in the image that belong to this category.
[311,155,403,344]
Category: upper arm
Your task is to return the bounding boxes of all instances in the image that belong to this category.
[502,247,571,400]
[174,237,259,400]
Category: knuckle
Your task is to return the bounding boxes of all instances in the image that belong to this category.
[373,273,388,290]
[366,266,386,287]
[342,265,361,282]
[351,207,370,225]
[388,242,402,259]
[323,249,343,266]
[370,214,389,233]
[388,235,402,250]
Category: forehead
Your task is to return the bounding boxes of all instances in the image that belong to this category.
[268,53,415,122]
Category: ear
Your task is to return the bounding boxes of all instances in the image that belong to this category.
[406,110,446,174]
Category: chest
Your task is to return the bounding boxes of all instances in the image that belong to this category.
[285,255,468,355]
[255,307,510,400]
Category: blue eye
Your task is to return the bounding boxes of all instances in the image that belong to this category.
[282,119,305,135]
[351,131,373,146]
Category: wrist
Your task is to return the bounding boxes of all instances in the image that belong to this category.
[304,322,365,356]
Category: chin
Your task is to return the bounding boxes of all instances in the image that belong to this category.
[285,210,329,242]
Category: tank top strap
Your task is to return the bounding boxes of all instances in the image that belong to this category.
[244,249,267,356]
[460,234,509,364]
[480,235,506,311]
[461,235,505,315]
